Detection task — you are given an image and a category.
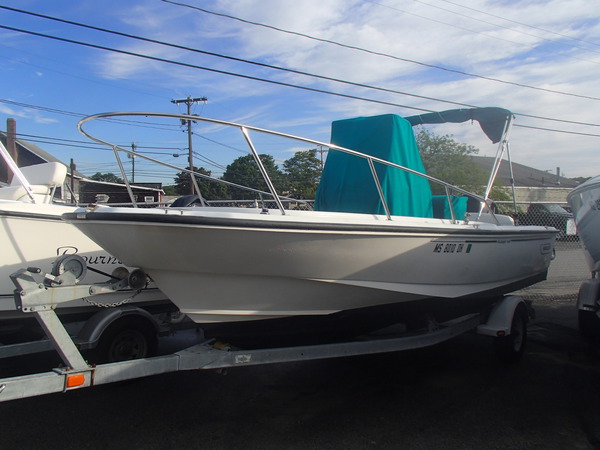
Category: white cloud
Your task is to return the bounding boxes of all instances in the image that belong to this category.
[3,0,600,177]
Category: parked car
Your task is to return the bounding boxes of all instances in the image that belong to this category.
[514,203,577,240]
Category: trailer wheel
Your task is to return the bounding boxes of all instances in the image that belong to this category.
[494,304,527,363]
[91,317,158,364]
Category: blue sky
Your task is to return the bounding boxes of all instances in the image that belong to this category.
[1,0,599,185]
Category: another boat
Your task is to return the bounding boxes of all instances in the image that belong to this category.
[0,142,172,341]
[567,176,600,336]
[568,177,600,273]
[65,108,557,340]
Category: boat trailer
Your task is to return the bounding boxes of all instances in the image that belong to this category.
[0,256,531,402]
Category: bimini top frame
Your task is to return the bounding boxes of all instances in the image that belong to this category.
[78,111,504,222]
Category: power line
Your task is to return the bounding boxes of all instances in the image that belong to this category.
[2,9,600,133]
[4,92,600,147]
[4,3,600,109]
[160,0,600,101]
[367,0,600,65]
[0,23,435,114]
[13,132,188,153]
[0,43,170,101]
[0,6,472,109]
[514,124,600,138]
[406,0,600,56]
[191,150,227,171]
[1,10,599,137]
[0,98,182,131]
[433,0,600,49]
[194,132,264,155]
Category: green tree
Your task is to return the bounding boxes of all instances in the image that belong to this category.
[283,149,322,199]
[222,154,285,199]
[571,176,591,185]
[416,129,510,202]
[173,166,227,199]
[162,185,177,196]
[416,129,486,194]
[89,172,124,184]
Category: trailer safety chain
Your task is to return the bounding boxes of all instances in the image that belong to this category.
[82,289,142,308]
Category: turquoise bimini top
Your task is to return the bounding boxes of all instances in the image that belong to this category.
[314,114,434,218]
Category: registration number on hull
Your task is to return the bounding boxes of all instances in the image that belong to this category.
[433,242,472,254]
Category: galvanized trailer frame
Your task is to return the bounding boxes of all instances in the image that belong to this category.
[0,261,528,402]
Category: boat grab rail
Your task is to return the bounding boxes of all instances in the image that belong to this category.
[78,112,497,223]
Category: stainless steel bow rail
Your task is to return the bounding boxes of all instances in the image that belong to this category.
[78,111,498,223]
[0,256,530,402]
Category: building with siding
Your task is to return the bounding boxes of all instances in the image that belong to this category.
[1,131,163,205]
[473,156,580,204]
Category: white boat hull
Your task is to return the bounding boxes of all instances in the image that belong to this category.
[568,176,600,272]
[66,207,556,325]
[0,200,170,327]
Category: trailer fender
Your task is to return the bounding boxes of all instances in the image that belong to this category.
[577,278,600,311]
[75,306,159,350]
[477,296,529,337]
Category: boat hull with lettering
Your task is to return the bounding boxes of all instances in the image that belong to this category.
[65,108,557,340]
[0,150,172,340]
[67,206,556,328]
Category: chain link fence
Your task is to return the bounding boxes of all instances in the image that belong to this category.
[507,202,589,307]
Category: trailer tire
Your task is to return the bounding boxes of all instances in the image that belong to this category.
[90,316,158,364]
[494,304,527,363]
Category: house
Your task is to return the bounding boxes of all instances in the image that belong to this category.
[472,156,580,204]
[0,130,163,205]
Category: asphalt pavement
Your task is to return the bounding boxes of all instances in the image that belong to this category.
[0,299,599,450]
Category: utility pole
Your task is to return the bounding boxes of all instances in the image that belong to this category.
[131,142,136,183]
[317,145,326,170]
[171,96,207,194]
[5,118,17,183]
[70,158,76,205]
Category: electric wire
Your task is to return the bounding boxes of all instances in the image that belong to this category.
[410,0,600,55]
[0,99,182,130]
[0,6,472,109]
[0,23,435,114]
[370,0,600,60]
[161,0,600,101]
[1,7,599,137]
[1,12,600,134]
[434,0,600,48]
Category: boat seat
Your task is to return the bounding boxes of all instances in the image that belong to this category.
[0,162,67,203]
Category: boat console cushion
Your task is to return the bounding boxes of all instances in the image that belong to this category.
[315,114,433,217]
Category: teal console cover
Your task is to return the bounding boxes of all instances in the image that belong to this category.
[314,114,433,217]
